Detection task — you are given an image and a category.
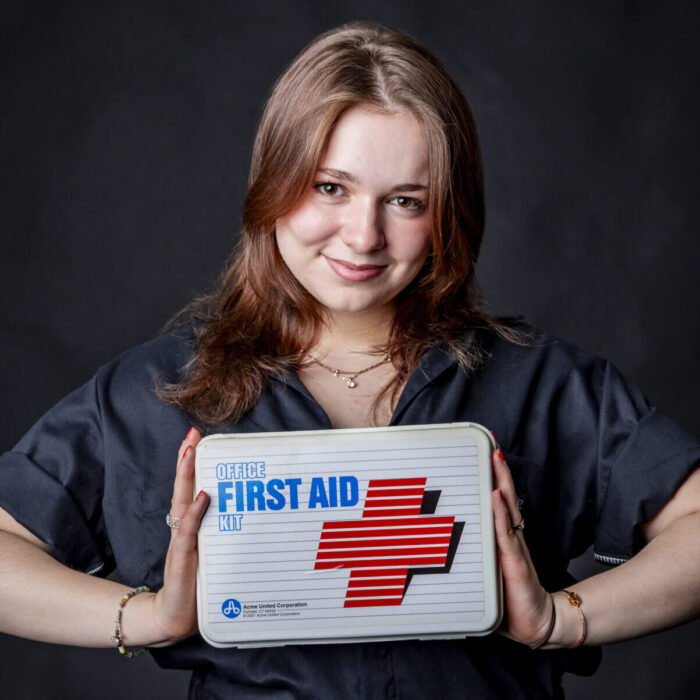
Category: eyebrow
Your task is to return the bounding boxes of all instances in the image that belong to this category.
[318,168,428,192]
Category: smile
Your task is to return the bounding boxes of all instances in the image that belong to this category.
[324,256,387,282]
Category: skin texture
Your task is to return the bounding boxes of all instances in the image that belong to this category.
[276,106,432,321]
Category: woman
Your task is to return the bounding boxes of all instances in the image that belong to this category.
[1,22,699,699]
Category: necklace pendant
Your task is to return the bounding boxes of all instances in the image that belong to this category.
[308,353,391,389]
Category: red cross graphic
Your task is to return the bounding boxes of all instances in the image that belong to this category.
[314,478,456,607]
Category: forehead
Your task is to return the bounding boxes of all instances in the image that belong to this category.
[320,106,429,185]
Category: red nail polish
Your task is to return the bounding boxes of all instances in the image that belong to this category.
[183,445,192,459]
[498,448,504,461]
[196,490,205,501]
[186,427,196,439]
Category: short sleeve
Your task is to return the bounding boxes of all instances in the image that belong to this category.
[594,360,700,565]
[0,376,113,575]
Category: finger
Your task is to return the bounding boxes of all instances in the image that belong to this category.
[492,448,521,526]
[492,489,522,549]
[171,445,195,510]
[492,488,536,572]
[158,491,210,639]
[171,430,202,513]
[177,427,201,463]
[492,488,532,577]
[165,491,210,582]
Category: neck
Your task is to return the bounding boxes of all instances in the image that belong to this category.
[314,305,393,356]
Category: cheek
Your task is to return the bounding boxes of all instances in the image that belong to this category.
[277,205,335,247]
[392,223,432,264]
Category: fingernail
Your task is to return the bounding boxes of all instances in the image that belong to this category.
[186,427,197,439]
[497,448,504,461]
[196,490,205,501]
[183,445,192,459]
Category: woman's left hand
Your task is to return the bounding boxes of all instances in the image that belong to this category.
[491,445,553,646]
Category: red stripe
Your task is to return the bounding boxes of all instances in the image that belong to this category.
[315,556,448,568]
[345,587,405,598]
[362,508,429,517]
[322,516,454,530]
[367,478,427,488]
[316,546,448,560]
[314,475,457,610]
[365,488,426,498]
[363,497,423,508]
[348,577,407,588]
[344,598,403,607]
[349,568,407,578]
[318,536,452,550]
[321,526,454,540]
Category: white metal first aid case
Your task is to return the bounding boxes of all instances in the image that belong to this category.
[194,422,502,648]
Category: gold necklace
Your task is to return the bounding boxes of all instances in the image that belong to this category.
[309,354,391,389]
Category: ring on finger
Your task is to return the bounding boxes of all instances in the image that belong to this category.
[512,517,525,531]
[166,513,185,529]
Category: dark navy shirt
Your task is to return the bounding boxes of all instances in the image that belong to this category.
[1,324,698,699]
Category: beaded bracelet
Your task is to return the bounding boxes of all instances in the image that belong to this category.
[110,585,151,657]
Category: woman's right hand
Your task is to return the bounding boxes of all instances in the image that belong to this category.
[148,428,210,645]
[0,428,210,650]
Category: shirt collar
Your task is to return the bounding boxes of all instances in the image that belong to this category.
[390,344,460,424]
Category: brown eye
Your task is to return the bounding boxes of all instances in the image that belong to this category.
[316,183,341,196]
[390,196,422,209]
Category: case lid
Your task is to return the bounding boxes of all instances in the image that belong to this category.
[195,422,501,647]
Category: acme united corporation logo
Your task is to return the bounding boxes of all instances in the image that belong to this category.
[314,477,463,607]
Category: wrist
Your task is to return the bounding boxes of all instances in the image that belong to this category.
[542,590,587,649]
[118,589,180,649]
[527,593,556,649]
[109,586,152,657]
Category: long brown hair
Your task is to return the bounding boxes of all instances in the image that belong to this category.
[159,22,514,427]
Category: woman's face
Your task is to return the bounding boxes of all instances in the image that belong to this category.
[275,105,431,320]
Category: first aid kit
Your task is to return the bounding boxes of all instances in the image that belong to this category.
[194,422,502,648]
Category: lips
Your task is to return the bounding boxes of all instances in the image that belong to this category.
[324,256,387,282]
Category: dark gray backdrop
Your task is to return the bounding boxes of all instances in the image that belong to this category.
[1,1,698,698]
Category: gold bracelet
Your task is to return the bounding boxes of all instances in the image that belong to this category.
[110,585,150,657]
[561,589,586,648]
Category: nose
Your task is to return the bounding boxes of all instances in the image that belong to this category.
[340,198,385,253]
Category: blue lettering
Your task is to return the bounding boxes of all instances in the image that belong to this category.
[246,480,266,511]
[235,480,245,511]
[215,461,267,480]
[285,478,302,509]
[219,475,357,512]
[340,476,359,506]
[218,481,233,512]
[218,514,244,531]
[328,476,338,507]
[308,477,329,508]
[266,479,286,510]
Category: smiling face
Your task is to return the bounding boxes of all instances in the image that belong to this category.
[275,105,432,324]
